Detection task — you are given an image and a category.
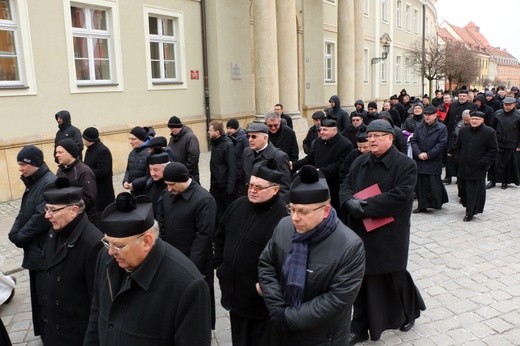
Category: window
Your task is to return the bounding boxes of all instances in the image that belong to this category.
[413,8,419,34]
[324,41,335,83]
[381,0,388,22]
[405,5,411,32]
[395,56,402,83]
[364,0,369,15]
[0,0,36,94]
[381,59,388,83]
[413,64,419,83]
[396,0,402,27]
[405,57,411,82]
[64,0,123,92]
[364,48,369,83]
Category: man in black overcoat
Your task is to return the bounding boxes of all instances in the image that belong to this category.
[339,120,425,343]
[453,111,498,221]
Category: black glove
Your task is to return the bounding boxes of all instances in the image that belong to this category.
[345,199,367,219]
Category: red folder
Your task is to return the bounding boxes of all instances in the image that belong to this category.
[354,183,394,232]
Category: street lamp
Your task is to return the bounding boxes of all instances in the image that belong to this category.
[372,34,392,65]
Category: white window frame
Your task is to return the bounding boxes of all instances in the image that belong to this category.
[323,0,336,4]
[144,6,186,91]
[405,57,411,83]
[396,0,402,28]
[381,0,388,22]
[0,0,36,96]
[381,59,388,83]
[324,40,336,84]
[63,0,124,93]
[364,0,369,16]
[413,8,419,35]
[413,64,419,83]
[363,48,369,84]
[405,5,411,32]
[395,55,402,83]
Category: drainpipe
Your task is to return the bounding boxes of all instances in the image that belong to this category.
[200,0,211,150]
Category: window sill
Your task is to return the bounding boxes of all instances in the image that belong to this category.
[77,82,120,88]
[152,80,184,85]
[0,84,29,90]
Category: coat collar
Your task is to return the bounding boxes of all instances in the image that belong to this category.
[363,145,399,170]
[46,213,89,268]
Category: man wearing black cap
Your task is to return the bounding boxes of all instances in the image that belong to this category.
[340,119,425,344]
[302,111,325,155]
[54,110,83,162]
[453,111,498,221]
[242,123,291,202]
[326,95,349,132]
[167,115,201,183]
[258,165,365,345]
[9,145,56,337]
[227,118,249,190]
[123,126,151,196]
[161,162,217,327]
[41,177,103,345]
[364,102,379,125]
[56,138,98,224]
[214,160,288,346]
[82,127,115,223]
[410,106,448,213]
[293,119,353,215]
[390,94,407,125]
[84,193,211,345]
[488,97,520,189]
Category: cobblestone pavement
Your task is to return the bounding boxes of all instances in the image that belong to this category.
[1,151,520,345]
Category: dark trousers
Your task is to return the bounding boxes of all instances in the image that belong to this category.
[230,312,269,346]
[29,270,45,337]
[0,318,11,346]
[210,187,236,223]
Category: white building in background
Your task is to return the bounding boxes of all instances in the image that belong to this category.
[0,0,437,201]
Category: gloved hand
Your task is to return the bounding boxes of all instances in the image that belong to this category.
[345,199,367,219]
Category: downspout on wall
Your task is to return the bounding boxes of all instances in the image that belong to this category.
[200,0,211,150]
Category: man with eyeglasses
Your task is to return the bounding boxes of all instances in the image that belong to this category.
[339,119,425,344]
[265,112,299,165]
[160,162,217,328]
[9,145,56,338]
[258,165,365,345]
[84,193,211,345]
[214,160,287,346]
[40,177,103,345]
[242,123,291,202]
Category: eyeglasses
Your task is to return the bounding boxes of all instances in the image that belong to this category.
[267,124,279,128]
[247,134,259,139]
[247,183,277,192]
[286,204,326,216]
[100,234,145,253]
[44,205,73,215]
[367,133,390,139]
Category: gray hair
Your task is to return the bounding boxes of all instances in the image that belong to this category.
[264,111,280,121]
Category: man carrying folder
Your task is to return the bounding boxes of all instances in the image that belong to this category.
[339,119,426,344]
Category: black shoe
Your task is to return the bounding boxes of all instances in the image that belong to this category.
[501,183,508,189]
[442,177,452,185]
[400,320,415,332]
[463,215,474,222]
[349,332,369,345]
[413,208,427,214]
[486,182,496,189]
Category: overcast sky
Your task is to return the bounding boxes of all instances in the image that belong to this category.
[435,0,520,60]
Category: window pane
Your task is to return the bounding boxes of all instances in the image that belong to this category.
[149,17,158,35]
[0,57,19,80]
[162,18,174,36]
[151,60,160,78]
[73,37,88,58]
[91,10,107,30]
[94,59,110,79]
[164,61,176,78]
[71,7,85,28]
[0,30,16,54]
[0,0,12,20]
[150,42,159,59]
[75,59,90,80]
[163,43,174,60]
[93,38,109,59]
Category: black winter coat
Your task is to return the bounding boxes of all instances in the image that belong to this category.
[258,217,365,346]
[83,141,115,212]
[214,196,287,320]
[9,164,56,271]
[445,100,477,142]
[326,95,349,132]
[229,128,249,186]
[243,143,291,202]
[410,120,448,175]
[42,214,102,345]
[54,110,83,161]
[402,114,424,133]
[341,124,366,148]
[269,125,299,163]
[123,142,150,195]
[168,126,200,182]
[57,160,98,224]
[210,135,237,193]
[302,125,319,155]
[453,125,498,180]
[84,239,211,346]
[490,108,520,148]
[339,146,417,274]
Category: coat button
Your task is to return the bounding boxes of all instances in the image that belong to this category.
[43,318,49,323]
[56,324,60,330]
[57,276,61,281]
[55,300,60,306]
[108,322,114,328]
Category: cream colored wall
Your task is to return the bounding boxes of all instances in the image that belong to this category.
[302,0,325,107]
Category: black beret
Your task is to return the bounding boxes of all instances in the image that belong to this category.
[57,138,81,158]
[423,105,438,114]
[167,116,183,128]
[43,177,83,205]
[130,126,148,141]
[147,152,170,165]
[17,145,44,167]
[246,123,269,134]
[312,111,326,120]
[290,166,330,204]
[367,102,378,109]
[163,162,190,183]
[226,118,240,130]
[469,110,486,118]
[251,159,283,184]
[356,131,368,143]
[101,193,154,238]
[366,119,394,134]
[148,136,167,148]
[321,119,337,128]
[82,127,99,142]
